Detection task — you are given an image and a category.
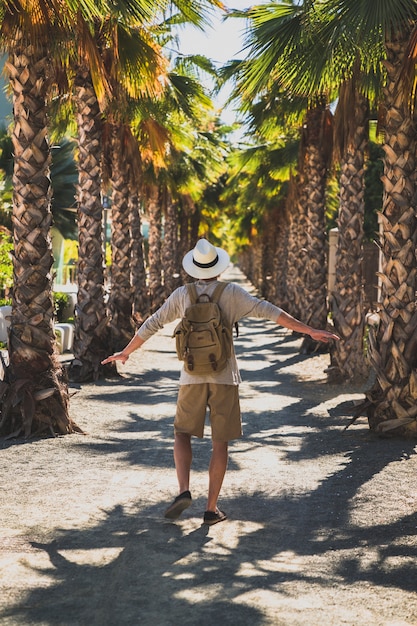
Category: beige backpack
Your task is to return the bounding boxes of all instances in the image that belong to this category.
[173,282,233,375]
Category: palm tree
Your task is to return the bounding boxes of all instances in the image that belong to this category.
[228,2,333,350]
[145,180,165,310]
[367,18,417,434]
[129,158,150,322]
[69,64,114,381]
[221,103,298,308]
[328,78,370,383]
[127,52,223,306]
[228,2,371,372]
[295,6,386,381]
[0,1,102,436]
[68,1,167,377]
[298,99,333,351]
[161,187,181,296]
[103,1,224,336]
[320,0,417,433]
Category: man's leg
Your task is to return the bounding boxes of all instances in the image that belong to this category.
[206,439,228,512]
[164,432,193,519]
[174,431,192,494]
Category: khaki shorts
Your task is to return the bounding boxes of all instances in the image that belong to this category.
[174,383,242,441]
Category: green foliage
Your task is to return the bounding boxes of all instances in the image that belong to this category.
[53,291,70,323]
[0,234,13,294]
[364,140,383,241]
[0,129,13,232]
[50,138,78,239]
[325,171,340,231]
[0,172,12,232]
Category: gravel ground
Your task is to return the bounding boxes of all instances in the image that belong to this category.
[1,266,417,626]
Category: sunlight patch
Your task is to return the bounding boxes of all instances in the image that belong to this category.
[241,394,301,413]
[174,585,220,603]
[202,520,264,555]
[58,547,123,566]
[305,392,364,418]
[236,551,305,578]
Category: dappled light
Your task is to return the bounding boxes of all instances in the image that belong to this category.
[1,268,417,624]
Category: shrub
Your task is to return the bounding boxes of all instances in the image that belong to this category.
[53,291,70,322]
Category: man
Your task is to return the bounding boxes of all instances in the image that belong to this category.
[102,238,339,525]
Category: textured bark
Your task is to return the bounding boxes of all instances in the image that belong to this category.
[258,205,282,302]
[270,204,290,310]
[285,175,309,319]
[261,215,275,301]
[329,86,370,383]
[365,32,417,436]
[146,183,165,311]
[1,35,79,437]
[69,67,115,382]
[107,126,135,351]
[300,104,330,353]
[190,206,200,247]
[178,202,191,284]
[248,237,263,291]
[130,188,149,322]
[161,189,181,297]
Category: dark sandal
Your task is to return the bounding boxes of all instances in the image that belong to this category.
[203,509,227,525]
[164,490,192,519]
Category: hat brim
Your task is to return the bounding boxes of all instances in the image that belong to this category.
[182,247,230,279]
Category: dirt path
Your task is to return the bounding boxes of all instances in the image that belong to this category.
[1,266,417,626]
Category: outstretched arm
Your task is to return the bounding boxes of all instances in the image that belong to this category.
[101,334,145,365]
[276,311,340,343]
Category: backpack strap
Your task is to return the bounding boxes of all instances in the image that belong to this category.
[211,281,228,303]
[211,282,239,337]
[186,283,198,304]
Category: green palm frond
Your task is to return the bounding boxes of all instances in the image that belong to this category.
[106,0,157,23]
[50,138,78,239]
[173,53,217,78]
[167,0,224,29]
[116,23,167,99]
[167,71,212,118]
[324,0,417,38]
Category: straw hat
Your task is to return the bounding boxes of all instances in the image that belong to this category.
[182,238,230,279]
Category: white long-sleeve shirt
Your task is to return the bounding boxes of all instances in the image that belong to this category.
[137,280,283,385]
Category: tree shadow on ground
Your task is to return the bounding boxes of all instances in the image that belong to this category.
[3,355,417,625]
[2,272,417,623]
[3,427,416,626]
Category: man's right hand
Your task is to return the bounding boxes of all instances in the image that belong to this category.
[101,352,129,365]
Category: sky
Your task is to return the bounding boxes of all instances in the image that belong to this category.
[174,1,256,127]
[177,2,252,61]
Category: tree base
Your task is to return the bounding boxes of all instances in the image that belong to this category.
[300,336,330,355]
[0,356,83,439]
[67,359,120,383]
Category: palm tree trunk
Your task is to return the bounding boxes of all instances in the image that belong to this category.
[146,183,165,311]
[1,34,78,437]
[268,202,290,309]
[329,85,369,383]
[161,188,181,297]
[365,32,417,435]
[300,102,331,353]
[178,204,190,284]
[130,186,149,321]
[286,174,309,320]
[107,125,135,351]
[190,205,200,245]
[69,67,114,382]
